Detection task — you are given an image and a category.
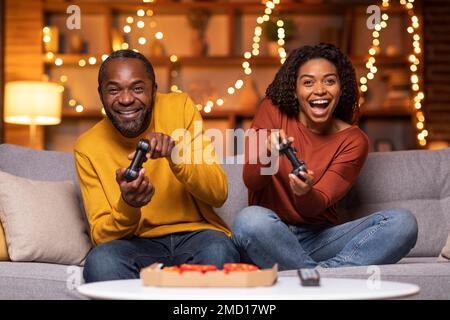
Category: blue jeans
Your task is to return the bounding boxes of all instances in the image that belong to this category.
[83,229,239,283]
[232,206,418,271]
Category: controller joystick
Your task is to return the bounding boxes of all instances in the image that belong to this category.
[279,141,308,182]
[125,139,151,182]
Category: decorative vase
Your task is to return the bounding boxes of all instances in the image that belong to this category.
[187,8,211,57]
[191,29,208,56]
[150,39,166,57]
[267,41,279,57]
[69,33,83,54]
[111,29,124,51]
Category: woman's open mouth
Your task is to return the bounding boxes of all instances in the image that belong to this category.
[308,99,331,117]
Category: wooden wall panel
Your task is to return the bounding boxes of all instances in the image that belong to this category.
[0,0,4,143]
[4,0,44,148]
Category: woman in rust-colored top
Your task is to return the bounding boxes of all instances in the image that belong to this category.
[232,44,418,270]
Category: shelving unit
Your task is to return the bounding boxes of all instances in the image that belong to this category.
[39,0,422,152]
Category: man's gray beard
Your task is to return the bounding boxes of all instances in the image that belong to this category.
[105,105,152,138]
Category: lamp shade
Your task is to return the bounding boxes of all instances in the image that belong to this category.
[4,81,62,125]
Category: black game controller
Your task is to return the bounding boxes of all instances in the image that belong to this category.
[279,141,308,182]
[125,139,151,182]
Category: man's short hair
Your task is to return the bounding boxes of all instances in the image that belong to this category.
[97,50,156,91]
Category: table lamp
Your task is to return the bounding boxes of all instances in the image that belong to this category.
[4,81,62,148]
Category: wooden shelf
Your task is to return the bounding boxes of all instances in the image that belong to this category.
[46,53,411,69]
[44,54,282,68]
[43,0,351,15]
[45,54,170,67]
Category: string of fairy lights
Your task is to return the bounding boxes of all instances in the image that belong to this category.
[42,0,287,115]
[212,0,286,113]
[359,0,427,147]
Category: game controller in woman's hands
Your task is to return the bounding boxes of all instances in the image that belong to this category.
[279,141,308,182]
[125,139,151,182]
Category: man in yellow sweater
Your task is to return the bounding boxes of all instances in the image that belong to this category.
[75,50,239,283]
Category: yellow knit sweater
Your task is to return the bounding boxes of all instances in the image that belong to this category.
[74,92,230,245]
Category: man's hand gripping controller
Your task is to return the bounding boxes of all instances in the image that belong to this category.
[279,141,308,182]
[124,139,151,182]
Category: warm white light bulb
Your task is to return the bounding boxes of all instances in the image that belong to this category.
[138,37,147,45]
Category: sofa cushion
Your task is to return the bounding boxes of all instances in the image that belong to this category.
[0,144,90,256]
[0,171,92,265]
[0,261,85,299]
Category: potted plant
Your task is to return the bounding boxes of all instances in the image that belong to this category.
[263,16,295,56]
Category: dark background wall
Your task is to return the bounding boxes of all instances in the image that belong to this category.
[423,0,450,144]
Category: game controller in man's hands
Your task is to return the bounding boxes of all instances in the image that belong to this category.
[125,139,151,182]
[279,141,308,182]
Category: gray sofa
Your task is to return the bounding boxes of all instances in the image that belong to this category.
[0,143,449,299]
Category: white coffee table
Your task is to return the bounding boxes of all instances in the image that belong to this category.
[77,277,419,300]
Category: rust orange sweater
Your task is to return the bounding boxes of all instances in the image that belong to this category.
[244,98,369,225]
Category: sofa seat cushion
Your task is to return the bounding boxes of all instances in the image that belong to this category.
[0,261,85,299]
[279,257,450,299]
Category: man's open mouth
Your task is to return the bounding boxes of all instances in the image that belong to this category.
[116,108,142,115]
[114,108,143,120]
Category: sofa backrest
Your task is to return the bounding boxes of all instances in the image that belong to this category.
[217,148,450,258]
[1,143,449,258]
[337,148,450,257]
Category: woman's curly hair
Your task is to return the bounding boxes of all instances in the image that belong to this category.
[266,43,360,124]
